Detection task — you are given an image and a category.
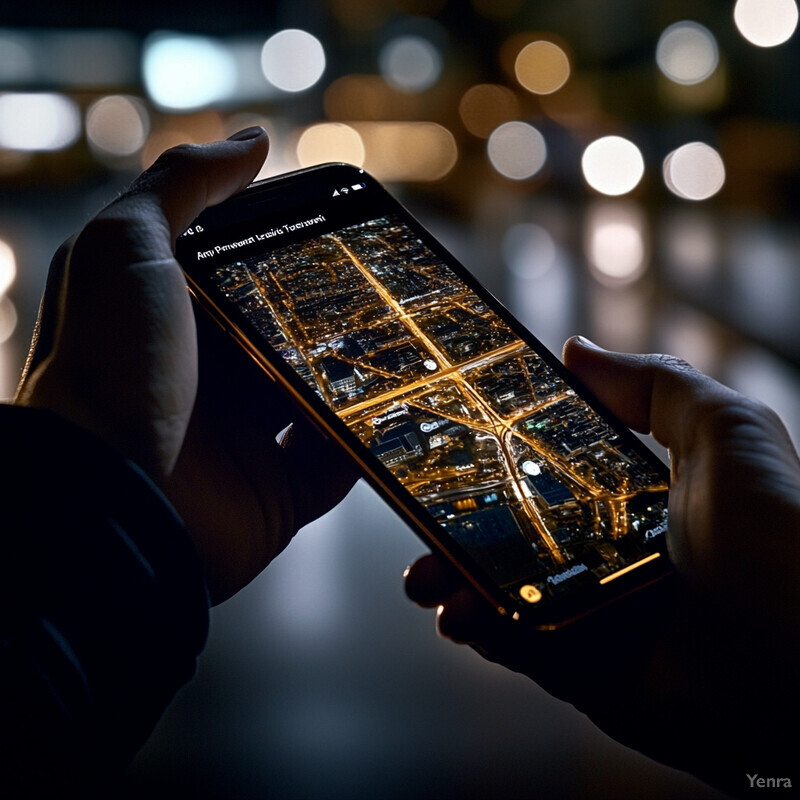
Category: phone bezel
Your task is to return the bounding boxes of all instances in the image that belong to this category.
[177,162,672,629]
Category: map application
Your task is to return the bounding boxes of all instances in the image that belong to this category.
[209,213,669,604]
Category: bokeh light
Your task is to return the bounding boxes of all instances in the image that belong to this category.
[662,210,720,282]
[324,74,421,120]
[540,77,600,128]
[0,93,81,151]
[0,296,17,345]
[0,238,16,296]
[656,21,719,85]
[355,122,457,181]
[581,136,644,196]
[585,202,648,285]
[296,123,365,168]
[261,29,326,93]
[515,40,570,95]
[86,95,150,159]
[459,84,520,138]
[379,35,442,92]
[143,33,236,110]
[734,0,799,47]
[502,223,558,280]
[0,31,36,83]
[663,142,725,201]
[487,122,547,180]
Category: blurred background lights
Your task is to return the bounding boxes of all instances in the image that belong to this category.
[502,223,558,280]
[0,238,16,296]
[514,40,570,95]
[379,35,442,92]
[296,123,365,168]
[585,202,648,284]
[143,34,236,110]
[0,31,36,83]
[459,84,520,138]
[355,122,457,181]
[662,211,719,281]
[0,296,17,346]
[487,121,547,180]
[663,142,725,201]
[656,21,719,85]
[324,74,422,120]
[581,136,644,196]
[45,30,138,87]
[86,96,150,159]
[0,93,80,151]
[261,29,326,93]
[734,0,799,47]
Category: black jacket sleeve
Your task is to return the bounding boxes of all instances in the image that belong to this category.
[1,404,210,797]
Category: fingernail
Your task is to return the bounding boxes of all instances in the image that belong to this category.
[575,335,604,350]
[227,126,266,142]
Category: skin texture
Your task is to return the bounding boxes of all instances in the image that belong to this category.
[15,128,357,604]
[405,337,800,797]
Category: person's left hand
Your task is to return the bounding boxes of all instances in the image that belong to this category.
[15,128,358,603]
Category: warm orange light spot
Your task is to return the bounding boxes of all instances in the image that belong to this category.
[515,40,570,95]
[540,76,601,128]
[353,121,458,182]
[324,74,421,121]
[296,123,365,167]
[458,83,521,138]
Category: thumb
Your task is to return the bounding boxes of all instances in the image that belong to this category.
[563,336,800,618]
[73,127,270,267]
[562,336,741,453]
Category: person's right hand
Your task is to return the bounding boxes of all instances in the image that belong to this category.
[405,337,800,796]
[15,129,358,604]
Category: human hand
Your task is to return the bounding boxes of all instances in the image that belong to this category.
[405,336,800,794]
[15,129,357,603]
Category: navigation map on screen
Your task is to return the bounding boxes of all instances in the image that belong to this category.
[209,213,668,602]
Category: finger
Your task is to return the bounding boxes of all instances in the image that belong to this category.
[404,553,465,608]
[435,586,494,644]
[74,127,269,267]
[279,416,361,529]
[562,336,742,452]
[193,300,301,434]
[15,236,76,397]
[126,126,270,243]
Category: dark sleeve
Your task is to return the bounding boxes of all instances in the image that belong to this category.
[0,404,210,797]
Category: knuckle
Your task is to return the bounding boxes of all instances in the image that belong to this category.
[696,394,779,441]
[74,212,148,256]
[121,142,204,200]
[647,353,696,377]
[151,142,203,169]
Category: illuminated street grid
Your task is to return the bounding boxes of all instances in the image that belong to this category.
[212,215,668,597]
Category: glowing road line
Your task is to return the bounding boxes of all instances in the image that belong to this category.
[598,552,661,584]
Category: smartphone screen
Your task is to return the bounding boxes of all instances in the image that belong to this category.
[177,163,670,628]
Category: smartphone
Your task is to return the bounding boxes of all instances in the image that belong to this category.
[176,163,671,629]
